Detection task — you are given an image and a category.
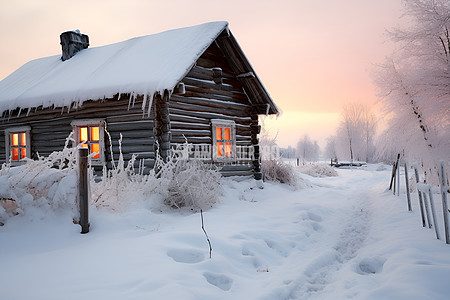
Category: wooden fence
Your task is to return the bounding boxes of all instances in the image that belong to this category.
[390,159,449,244]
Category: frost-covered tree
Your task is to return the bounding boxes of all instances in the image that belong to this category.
[324,135,338,161]
[373,0,450,181]
[296,134,320,162]
[334,102,377,162]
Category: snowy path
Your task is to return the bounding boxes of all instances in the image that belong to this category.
[263,170,379,300]
[1,165,450,300]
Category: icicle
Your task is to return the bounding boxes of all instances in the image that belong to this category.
[17,108,22,118]
[26,107,31,117]
[141,93,148,115]
[118,92,121,101]
[147,94,154,118]
[132,93,136,107]
[127,93,133,110]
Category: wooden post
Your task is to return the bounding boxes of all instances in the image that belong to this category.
[439,161,449,244]
[397,159,400,196]
[422,191,433,229]
[414,165,426,227]
[404,162,412,211]
[389,153,400,191]
[428,187,440,240]
[78,148,90,234]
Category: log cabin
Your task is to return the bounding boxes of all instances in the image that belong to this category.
[0,22,278,179]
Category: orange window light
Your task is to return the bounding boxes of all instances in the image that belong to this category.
[21,148,26,159]
[91,143,100,159]
[80,127,88,142]
[12,133,19,146]
[224,127,231,140]
[20,133,26,146]
[91,127,99,141]
[216,127,222,140]
[12,148,19,161]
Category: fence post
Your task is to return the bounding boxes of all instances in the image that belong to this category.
[397,159,400,196]
[404,162,412,211]
[428,187,440,240]
[439,161,449,244]
[422,191,433,229]
[414,165,426,227]
[78,148,90,234]
[389,154,400,191]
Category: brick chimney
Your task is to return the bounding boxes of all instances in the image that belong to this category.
[60,30,89,61]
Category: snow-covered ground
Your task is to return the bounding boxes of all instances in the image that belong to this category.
[1,164,449,300]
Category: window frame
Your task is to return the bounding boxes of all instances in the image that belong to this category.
[5,126,31,165]
[211,119,236,161]
[71,119,106,165]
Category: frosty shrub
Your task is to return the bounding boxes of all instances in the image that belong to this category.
[90,137,222,212]
[261,159,300,188]
[259,124,300,188]
[0,136,78,224]
[157,145,222,211]
[297,163,338,178]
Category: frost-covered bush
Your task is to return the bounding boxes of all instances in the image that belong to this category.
[90,138,222,212]
[157,146,222,211]
[0,137,79,224]
[262,159,300,188]
[297,163,338,178]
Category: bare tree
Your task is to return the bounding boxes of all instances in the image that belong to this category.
[296,134,320,163]
[334,102,377,163]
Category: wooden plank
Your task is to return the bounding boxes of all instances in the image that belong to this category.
[169,101,249,118]
[183,84,248,101]
[170,121,210,130]
[170,94,249,111]
[168,107,251,124]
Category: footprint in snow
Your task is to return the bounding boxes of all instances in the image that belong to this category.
[356,257,386,275]
[203,272,233,291]
[167,249,204,264]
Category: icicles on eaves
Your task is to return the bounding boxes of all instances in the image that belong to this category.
[141,93,147,115]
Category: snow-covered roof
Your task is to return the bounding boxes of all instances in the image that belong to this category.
[0,22,228,114]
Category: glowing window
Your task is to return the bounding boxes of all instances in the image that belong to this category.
[212,120,235,159]
[71,120,104,164]
[6,128,30,163]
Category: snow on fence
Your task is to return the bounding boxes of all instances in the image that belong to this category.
[392,160,450,245]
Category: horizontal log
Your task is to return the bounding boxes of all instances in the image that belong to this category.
[171,136,212,144]
[168,107,251,124]
[106,113,155,123]
[32,140,67,148]
[183,84,248,102]
[169,114,211,125]
[109,138,155,146]
[170,121,210,130]
[108,130,154,140]
[107,121,153,131]
[171,129,211,137]
[170,94,250,111]
[183,77,242,93]
[111,145,154,154]
[169,100,249,118]
[111,152,155,160]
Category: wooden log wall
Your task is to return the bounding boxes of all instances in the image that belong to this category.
[169,43,255,177]
[0,94,155,172]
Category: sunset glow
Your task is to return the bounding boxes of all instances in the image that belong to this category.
[0,0,404,149]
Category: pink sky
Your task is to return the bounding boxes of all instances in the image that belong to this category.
[0,0,404,148]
